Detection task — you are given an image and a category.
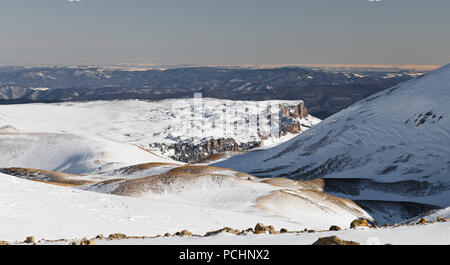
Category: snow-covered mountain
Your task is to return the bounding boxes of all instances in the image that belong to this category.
[0,99,320,163]
[216,63,450,223]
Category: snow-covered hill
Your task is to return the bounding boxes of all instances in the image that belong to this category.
[0,168,371,242]
[0,128,175,175]
[216,63,450,222]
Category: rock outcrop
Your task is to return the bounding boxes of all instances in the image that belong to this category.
[254,223,277,234]
[24,236,35,244]
[108,233,128,240]
[329,225,342,231]
[180,230,192,237]
[417,218,428,224]
[149,138,261,163]
[312,236,360,245]
[280,102,308,119]
[350,219,371,229]
[205,227,240,236]
[149,102,316,163]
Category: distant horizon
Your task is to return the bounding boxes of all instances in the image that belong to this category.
[0,62,443,72]
[1,0,449,66]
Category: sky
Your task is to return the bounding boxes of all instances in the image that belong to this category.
[0,0,449,66]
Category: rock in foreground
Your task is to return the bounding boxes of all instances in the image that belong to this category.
[312,236,360,245]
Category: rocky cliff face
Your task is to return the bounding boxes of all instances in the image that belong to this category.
[149,139,261,163]
[279,102,309,136]
[148,102,318,163]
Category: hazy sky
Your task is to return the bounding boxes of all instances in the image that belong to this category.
[1,0,449,65]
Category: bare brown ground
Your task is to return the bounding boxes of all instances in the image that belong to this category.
[108,166,250,196]
[0,167,94,186]
[262,178,324,191]
[104,162,178,175]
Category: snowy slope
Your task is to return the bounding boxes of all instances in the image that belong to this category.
[0,171,370,242]
[216,64,450,212]
[0,130,175,174]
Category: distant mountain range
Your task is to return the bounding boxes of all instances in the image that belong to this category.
[0,66,424,118]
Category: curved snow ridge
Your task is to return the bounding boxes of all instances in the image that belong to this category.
[255,189,370,229]
[78,165,372,229]
[214,63,450,208]
[0,132,177,175]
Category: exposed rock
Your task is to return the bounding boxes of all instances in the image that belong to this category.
[95,234,104,240]
[205,227,240,237]
[254,223,266,234]
[240,230,248,236]
[280,228,288,234]
[24,236,35,244]
[149,138,261,163]
[350,219,371,229]
[312,236,360,245]
[148,102,313,163]
[279,102,309,136]
[252,223,278,234]
[70,238,95,245]
[417,218,427,224]
[329,225,342,231]
[108,233,127,240]
[437,217,450,222]
[180,230,192,237]
[81,238,95,245]
[280,102,308,119]
[164,233,172,237]
[0,241,10,245]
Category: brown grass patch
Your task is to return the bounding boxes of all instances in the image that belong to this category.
[106,162,178,175]
[0,167,94,186]
[262,178,325,191]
